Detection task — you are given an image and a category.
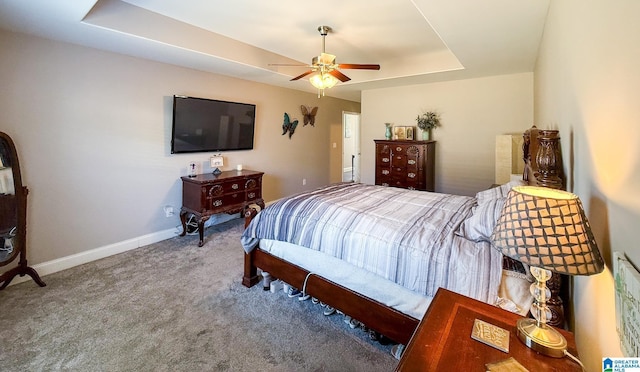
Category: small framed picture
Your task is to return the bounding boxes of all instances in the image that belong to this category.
[406,126,415,140]
[210,156,224,168]
[394,126,407,140]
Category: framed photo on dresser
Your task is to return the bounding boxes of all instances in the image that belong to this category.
[406,127,415,140]
[394,126,407,140]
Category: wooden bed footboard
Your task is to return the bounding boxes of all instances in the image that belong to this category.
[242,248,420,345]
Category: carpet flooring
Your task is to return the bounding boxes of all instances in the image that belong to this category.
[0,218,398,371]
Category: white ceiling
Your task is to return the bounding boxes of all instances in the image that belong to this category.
[0,0,550,102]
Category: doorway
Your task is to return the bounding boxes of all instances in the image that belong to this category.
[342,112,360,182]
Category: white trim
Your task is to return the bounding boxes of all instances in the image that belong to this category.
[8,200,280,287]
[8,227,178,286]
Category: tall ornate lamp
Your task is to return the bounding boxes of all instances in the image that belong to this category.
[491,186,605,357]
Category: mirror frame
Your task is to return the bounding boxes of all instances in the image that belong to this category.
[1,132,23,265]
[0,131,45,289]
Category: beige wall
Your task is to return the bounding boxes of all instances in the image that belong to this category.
[535,0,640,369]
[0,30,359,267]
[361,73,534,196]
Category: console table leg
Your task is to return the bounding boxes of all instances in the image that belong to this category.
[179,210,188,237]
[197,220,205,247]
[196,216,210,247]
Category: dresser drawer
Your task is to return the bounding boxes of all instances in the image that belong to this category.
[391,166,407,175]
[376,167,392,179]
[209,192,245,212]
[244,176,261,190]
[204,180,242,196]
[376,144,392,156]
[391,153,407,166]
[246,189,261,202]
[377,154,392,165]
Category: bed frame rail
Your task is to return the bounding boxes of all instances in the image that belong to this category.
[243,248,419,345]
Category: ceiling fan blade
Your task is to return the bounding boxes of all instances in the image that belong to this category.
[337,63,381,70]
[329,69,351,82]
[290,70,314,81]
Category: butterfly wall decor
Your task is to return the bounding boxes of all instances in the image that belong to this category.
[301,106,318,126]
[282,112,299,139]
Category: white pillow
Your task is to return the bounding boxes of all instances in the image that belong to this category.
[457,180,526,242]
[475,180,526,205]
[457,197,506,242]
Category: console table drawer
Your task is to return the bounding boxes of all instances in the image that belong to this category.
[246,190,261,202]
[209,192,243,211]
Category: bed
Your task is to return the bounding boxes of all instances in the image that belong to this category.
[240,126,565,345]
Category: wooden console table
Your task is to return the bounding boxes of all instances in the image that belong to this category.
[395,288,581,371]
[180,170,264,247]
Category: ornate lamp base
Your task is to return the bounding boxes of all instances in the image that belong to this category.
[516,318,567,358]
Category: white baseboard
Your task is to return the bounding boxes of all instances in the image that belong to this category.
[8,227,179,286]
[8,202,277,287]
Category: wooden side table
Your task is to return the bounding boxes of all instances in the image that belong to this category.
[180,170,264,247]
[395,288,581,371]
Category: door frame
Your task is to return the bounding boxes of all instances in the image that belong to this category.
[342,111,361,182]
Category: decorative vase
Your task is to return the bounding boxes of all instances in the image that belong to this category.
[421,129,431,141]
[385,123,392,140]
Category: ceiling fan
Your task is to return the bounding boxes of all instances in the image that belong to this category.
[273,26,380,93]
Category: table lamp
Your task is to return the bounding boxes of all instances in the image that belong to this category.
[491,186,605,358]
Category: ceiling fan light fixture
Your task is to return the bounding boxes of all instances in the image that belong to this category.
[309,72,339,90]
[275,25,379,97]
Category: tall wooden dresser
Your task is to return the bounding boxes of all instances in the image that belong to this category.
[374,140,436,191]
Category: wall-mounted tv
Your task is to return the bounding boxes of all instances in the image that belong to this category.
[171,95,256,153]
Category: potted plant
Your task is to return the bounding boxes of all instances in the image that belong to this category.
[416,111,440,140]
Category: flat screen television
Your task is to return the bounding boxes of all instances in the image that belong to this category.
[171,95,256,153]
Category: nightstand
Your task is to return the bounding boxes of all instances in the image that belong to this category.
[395,288,581,371]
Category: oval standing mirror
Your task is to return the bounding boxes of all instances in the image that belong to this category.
[0,131,45,289]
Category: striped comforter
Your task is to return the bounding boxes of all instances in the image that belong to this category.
[241,183,503,302]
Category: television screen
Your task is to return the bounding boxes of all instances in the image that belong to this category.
[171,95,256,153]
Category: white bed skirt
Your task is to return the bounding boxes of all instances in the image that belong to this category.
[259,239,532,320]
